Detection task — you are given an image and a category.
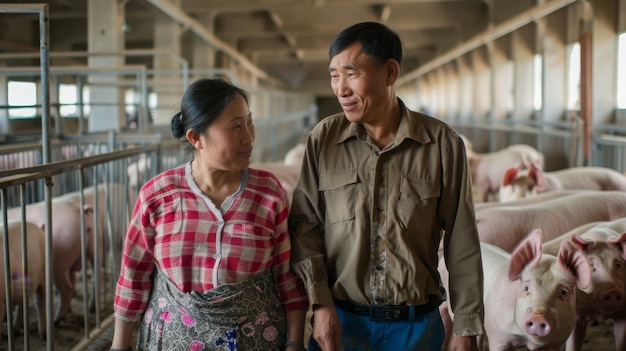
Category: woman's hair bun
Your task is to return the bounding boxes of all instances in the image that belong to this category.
[171,112,185,138]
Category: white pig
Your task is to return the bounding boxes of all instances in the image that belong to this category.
[474,189,584,212]
[466,143,544,202]
[476,190,626,252]
[543,219,626,351]
[7,198,95,326]
[0,220,46,339]
[56,183,135,317]
[481,229,591,350]
[58,182,136,261]
[283,143,305,166]
[499,164,626,203]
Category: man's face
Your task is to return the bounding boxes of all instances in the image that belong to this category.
[328,43,393,124]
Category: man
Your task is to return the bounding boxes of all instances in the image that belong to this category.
[289,22,484,351]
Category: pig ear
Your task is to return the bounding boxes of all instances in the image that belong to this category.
[528,163,545,191]
[607,232,626,260]
[502,167,520,186]
[509,229,543,281]
[572,234,594,252]
[557,240,592,290]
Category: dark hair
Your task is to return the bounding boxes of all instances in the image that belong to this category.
[329,22,403,66]
[171,78,249,153]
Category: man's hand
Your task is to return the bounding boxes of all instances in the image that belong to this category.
[449,335,480,351]
[312,305,342,351]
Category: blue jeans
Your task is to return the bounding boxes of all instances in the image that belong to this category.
[308,306,444,351]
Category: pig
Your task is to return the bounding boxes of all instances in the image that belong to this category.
[7,198,95,326]
[439,229,591,351]
[283,143,305,166]
[499,163,626,203]
[56,183,135,315]
[127,154,156,191]
[0,220,46,339]
[474,189,585,212]
[466,143,544,202]
[58,182,136,256]
[476,190,626,252]
[127,154,181,191]
[543,219,626,351]
[481,229,591,350]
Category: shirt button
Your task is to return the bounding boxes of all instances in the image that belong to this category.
[375,236,382,242]
[375,297,384,304]
[377,207,383,212]
[376,264,384,271]
[213,254,221,259]
[377,176,383,182]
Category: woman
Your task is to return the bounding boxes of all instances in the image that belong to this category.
[110,78,308,351]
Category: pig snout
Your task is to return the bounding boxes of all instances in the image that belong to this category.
[600,288,624,308]
[524,312,552,337]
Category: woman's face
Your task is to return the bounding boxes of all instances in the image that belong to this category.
[197,93,255,171]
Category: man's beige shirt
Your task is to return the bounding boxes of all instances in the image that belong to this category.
[289,100,485,336]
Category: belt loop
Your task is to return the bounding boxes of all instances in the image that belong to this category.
[408,305,415,320]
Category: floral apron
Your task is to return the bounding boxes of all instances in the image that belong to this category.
[137,268,287,351]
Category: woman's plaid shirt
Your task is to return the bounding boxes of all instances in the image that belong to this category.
[114,162,308,321]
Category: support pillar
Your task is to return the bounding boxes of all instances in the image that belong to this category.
[191,12,216,81]
[152,0,182,126]
[0,76,7,136]
[87,0,125,132]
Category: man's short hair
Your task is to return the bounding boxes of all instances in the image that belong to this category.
[329,21,403,66]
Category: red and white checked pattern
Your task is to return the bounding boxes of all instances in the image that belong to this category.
[114,164,307,320]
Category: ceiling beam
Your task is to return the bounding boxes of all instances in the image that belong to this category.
[144,0,281,84]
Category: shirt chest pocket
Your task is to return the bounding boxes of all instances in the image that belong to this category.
[319,169,357,225]
[398,175,441,227]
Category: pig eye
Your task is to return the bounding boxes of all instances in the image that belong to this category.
[589,258,598,272]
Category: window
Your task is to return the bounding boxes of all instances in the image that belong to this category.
[618,33,626,108]
[125,89,138,116]
[148,91,157,109]
[8,80,37,118]
[59,83,78,117]
[533,54,543,111]
[82,86,90,116]
[566,42,581,110]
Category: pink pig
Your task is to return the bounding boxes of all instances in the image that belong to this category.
[7,197,96,326]
[55,183,137,317]
[482,229,591,350]
[476,190,626,252]
[499,164,626,203]
[58,183,136,257]
[474,189,583,213]
[0,220,46,339]
[466,143,544,202]
[543,218,626,351]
